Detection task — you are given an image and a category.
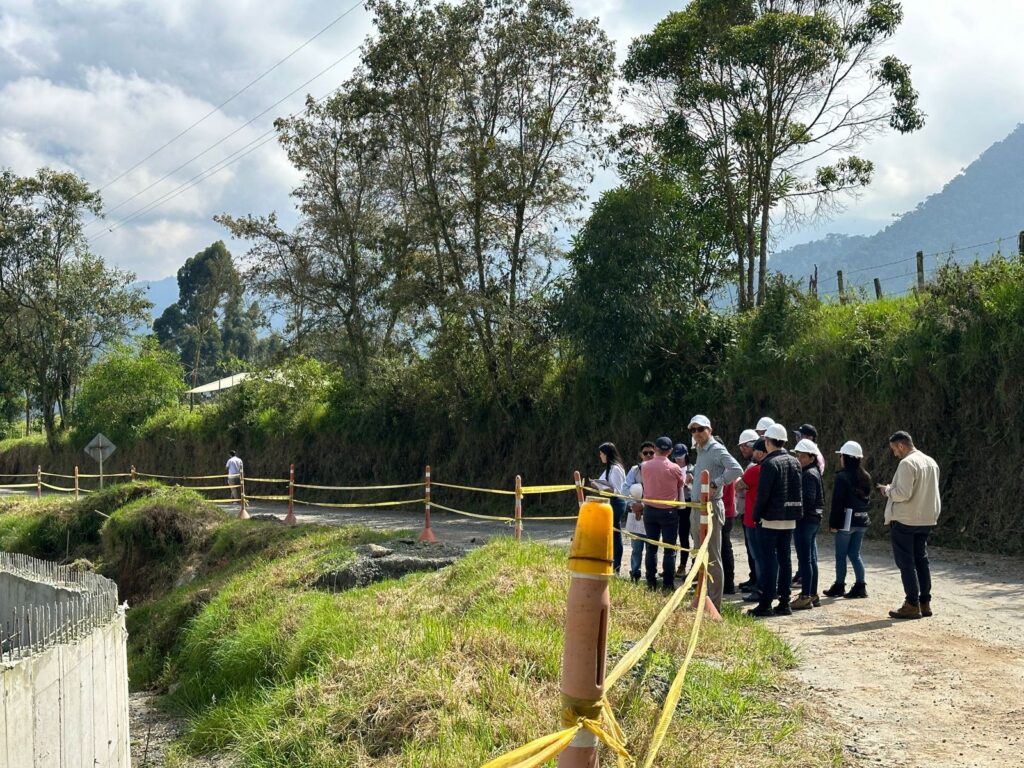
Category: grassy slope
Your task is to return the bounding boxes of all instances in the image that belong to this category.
[0,488,841,767]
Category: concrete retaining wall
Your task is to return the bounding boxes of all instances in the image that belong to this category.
[0,563,130,768]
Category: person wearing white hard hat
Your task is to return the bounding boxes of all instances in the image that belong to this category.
[791,439,824,610]
[688,414,743,610]
[734,428,760,591]
[755,417,775,436]
[823,440,873,600]
[749,423,802,617]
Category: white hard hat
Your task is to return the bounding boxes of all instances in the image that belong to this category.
[836,440,864,459]
[755,416,775,431]
[738,428,759,445]
[629,483,644,500]
[764,423,788,441]
[793,438,818,454]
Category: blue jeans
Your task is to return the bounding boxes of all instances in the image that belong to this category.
[793,517,820,596]
[610,498,626,572]
[743,525,761,584]
[757,526,793,605]
[629,536,645,580]
[834,527,867,584]
[643,506,679,588]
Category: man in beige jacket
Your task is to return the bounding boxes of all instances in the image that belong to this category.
[878,431,941,619]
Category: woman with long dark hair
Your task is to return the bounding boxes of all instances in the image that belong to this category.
[823,441,872,599]
[590,442,627,574]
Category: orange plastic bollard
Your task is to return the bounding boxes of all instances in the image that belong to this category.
[238,468,250,520]
[514,474,523,542]
[284,463,297,525]
[419,464,438,543]
[573,470,585,508]
[691,470,722,621]
[559,495,613,768]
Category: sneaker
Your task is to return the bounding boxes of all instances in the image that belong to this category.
[724,584,737,595]
[743,590,763,603]
[791,595,814,610]
[747,604,774,618]
[888,601,922,620]
[738,580,756,591]
[920,601,933,617]
[773,602,793,616]
[822,582,845,598]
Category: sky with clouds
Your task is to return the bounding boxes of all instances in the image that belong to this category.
[2,0,1022,280]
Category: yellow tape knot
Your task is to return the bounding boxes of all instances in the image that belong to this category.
[559,695,633,767]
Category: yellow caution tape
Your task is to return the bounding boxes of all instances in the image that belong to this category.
[293,498,424,509]
[244,494,290,501]
[431,481,516,496]
[244,477,289,484]
[616,527,696,554]
[521,515,579,521]
[429,502,516,522]
[175,484,238,491]
[0,473,37,478]
[76,472,132,479]
[40,472,76,479]
[599,488,705,510]
[0,483,38,489]
[293,481,424,492]
[39,481,75,493]
[136,471,224,480]
[519,484,578,495]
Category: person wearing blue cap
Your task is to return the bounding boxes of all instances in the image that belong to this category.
[639,436,686,591]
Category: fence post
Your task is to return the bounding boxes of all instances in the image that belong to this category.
[691,470,722,621]
[238,468,250,520]
[874,278,883,300]
[74,466,80,501]
[1018,230,1023,257]
[36,465,41,499]
[514,475,523,543]
[130,465,136,483]
[810,265,818,299]
[837,270,845,303]
[916,250,925,291]
[573,470,585,508]
[284,463,297,525]
[419,464,438,543]
[558,494,612,768]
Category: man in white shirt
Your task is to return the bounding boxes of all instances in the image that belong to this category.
[226,451,244,502]
[879,431,941,620]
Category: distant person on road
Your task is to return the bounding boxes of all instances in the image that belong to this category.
[671,442,693,577]
[791,439,824,610]
[750,424,803,617]
[734,429,760,592]
[640,436,686,591]
[880,431,941,620]
[824,441,872,599]
[689,415,743,610]
[589,442,626,575]
[622,442,656,583]
[226,451,245,506]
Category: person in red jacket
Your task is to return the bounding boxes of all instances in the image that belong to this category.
[737,439,768,603]
[722,480,737,594]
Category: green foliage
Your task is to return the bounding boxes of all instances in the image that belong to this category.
[222,356,335,438]
[73,342,186,445]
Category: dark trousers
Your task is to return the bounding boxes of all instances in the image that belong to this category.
[891,522,933,605]
[643,506,679,588]
[610,498,626,572]
[677,511,691,576]
[721,516,735,587]
[757,526,793,605]
[743,524,759,583]
[793,516,820,596]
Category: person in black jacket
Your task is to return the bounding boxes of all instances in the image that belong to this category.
[792,439,824,610]
[823,441,872,599]
[749,423,803,617]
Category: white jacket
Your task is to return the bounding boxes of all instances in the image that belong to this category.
[884,450,941,526]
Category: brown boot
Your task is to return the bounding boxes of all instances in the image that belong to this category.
[888,601,922,620]
[920,601,932,617]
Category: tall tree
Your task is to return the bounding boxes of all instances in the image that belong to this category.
[154,241,252,387]
[0,169,149,445]
[624,0,925,309]
[361,0,615,400]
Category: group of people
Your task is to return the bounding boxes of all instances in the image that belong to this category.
[590,416,942,620]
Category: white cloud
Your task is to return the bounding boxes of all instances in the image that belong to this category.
[0,13,57,71]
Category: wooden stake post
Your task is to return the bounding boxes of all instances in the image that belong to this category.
[284,463,297,525]
[419,465,438,543]
[514,475,523,542]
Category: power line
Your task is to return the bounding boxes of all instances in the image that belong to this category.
[88,57,359,244]
[88,45,360,239]
[94,0,366,195]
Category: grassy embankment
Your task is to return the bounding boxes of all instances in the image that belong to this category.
[0,485,841,767]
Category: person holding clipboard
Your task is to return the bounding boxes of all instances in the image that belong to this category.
[590,442,627,575]
[823,441,872,599]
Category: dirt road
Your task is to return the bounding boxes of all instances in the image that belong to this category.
[282,503,1024,768]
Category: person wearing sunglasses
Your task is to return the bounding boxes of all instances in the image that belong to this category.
[621,441,657,583]
[688,415,743,610]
